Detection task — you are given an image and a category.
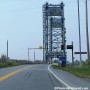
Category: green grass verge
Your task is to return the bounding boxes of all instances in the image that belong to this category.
[0,61,20,68]
[52,65,90,79]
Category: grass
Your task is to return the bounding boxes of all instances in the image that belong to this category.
[52,65,90,79]
[0,61,20,68]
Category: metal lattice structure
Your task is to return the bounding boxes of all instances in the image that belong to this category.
[43,2,66,62]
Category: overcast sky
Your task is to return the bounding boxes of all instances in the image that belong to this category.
[0,0,90,62]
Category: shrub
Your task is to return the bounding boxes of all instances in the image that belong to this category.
[85,59,90,66]
[0,55,8,62]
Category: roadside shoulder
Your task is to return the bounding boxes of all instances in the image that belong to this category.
[49,65,90,89]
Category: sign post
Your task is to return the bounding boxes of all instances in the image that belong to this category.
[67,42,74,65]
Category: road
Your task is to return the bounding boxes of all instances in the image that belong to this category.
[0,64,66,90]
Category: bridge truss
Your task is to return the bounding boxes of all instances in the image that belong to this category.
[43,2,66,63]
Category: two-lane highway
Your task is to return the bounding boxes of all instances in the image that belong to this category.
[0,64,65,90]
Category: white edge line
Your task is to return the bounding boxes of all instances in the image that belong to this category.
[48,65,74,90]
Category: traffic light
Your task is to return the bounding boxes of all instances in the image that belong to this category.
[61,45,64,53]
[61,45,64,49]
[61,50,64,53]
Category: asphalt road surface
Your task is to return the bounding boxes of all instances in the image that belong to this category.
[0,64,66,90]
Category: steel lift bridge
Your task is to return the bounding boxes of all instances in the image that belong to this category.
[43,2,66,63]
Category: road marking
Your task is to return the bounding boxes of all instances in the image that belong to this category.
[48,65,74,90]
[0,66,32,82]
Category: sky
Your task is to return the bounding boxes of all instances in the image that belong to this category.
[0,0,90,62]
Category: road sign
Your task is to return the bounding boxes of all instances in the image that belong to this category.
[59,56,66,61]
[74,52,87,54]
[67,45,73,49]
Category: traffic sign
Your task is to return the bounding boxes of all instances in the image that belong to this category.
[74,52,87,54]
[59,56,66,61]
[67,45,73,49]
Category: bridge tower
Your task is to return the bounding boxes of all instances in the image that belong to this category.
[43,2,66,64]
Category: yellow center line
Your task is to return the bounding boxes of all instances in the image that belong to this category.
[0,66,32,82]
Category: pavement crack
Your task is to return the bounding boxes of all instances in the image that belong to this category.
[24,72,32,78]
[27,72,32,78]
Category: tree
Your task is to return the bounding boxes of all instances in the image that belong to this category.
[0,55,7,62]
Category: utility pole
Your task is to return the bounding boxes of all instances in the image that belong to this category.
[34,51,35,62]
[77,0,82,66]
[85,0,90,60]
[7,40,8,59]
[72,42,74,65]
[28,48,29,60]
